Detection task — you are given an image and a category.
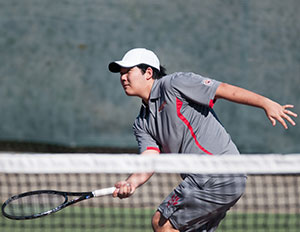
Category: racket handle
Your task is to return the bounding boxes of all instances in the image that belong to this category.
[92,187,116,197]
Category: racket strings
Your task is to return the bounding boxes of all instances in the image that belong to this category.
[4,193,66,217]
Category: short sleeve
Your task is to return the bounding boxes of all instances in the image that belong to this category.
[171,72,221,107]
[133,117,160,153]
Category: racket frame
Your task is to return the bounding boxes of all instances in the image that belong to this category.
[1,187,115,220]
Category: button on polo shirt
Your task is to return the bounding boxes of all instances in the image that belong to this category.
[133,72,239,155]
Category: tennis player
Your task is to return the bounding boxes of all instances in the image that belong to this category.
[108,48,297,232]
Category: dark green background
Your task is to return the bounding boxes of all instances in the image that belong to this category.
[0,0,299,153]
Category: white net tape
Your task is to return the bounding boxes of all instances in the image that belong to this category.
[1,153,300,174]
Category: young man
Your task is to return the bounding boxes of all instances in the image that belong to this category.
[108,48,297,232]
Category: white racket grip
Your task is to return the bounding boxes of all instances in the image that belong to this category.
[92,187,116,197]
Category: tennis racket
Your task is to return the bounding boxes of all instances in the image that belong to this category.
[1,187,116,220]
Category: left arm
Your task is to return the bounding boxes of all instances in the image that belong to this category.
[215,83,297,129]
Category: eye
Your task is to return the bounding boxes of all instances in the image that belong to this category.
[120,68,130,75]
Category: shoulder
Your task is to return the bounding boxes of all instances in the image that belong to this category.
[171,72,207,83]
[155,72,207,96]
[156,72,190,89]
[170,72,220,88]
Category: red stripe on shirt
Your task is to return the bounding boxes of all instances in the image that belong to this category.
[176,98,213,155]
[146,147,160,153]
[209,99,215,108]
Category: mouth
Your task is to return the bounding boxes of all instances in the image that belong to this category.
[122,84,129,89]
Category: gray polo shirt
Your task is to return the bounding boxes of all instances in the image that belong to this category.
[133,72,239,155]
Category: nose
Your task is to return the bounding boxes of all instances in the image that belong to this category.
[120,73,126,81]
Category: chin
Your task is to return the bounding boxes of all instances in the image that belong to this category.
[124,90,134,96]
[124,90,138,97]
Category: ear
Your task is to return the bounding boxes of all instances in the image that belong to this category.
[144,67,153,80]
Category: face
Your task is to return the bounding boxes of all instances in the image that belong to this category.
[119,67,147,97]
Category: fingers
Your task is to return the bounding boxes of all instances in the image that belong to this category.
[277,116,288,129]
[283,105,298,118]
[268,116,276,127]
[270,104,297,129]
[112,181,133,199]
[282,105,297,128]
[112,188,119,198]
[282,113,296,127]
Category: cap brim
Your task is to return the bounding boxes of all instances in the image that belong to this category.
[108,61,136,73]
[108,62,122,73]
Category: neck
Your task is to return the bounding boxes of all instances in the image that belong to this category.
[141,79,154,103]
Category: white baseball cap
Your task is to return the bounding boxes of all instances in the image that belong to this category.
[108,48,160,73]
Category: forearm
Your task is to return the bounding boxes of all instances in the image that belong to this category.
[215,83,269,109]
[113,150,159,198]
[126,150,159,188]
[126,172,154,189]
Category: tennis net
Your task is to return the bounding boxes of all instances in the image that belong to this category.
[1,153,300,232]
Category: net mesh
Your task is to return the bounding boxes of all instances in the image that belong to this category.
[1,153,300,232]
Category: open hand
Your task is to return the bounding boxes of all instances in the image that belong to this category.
[264,102,297,129]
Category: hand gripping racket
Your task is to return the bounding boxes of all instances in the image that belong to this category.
[1,187,116,220]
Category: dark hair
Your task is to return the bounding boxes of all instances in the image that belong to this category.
[136,64,167,79]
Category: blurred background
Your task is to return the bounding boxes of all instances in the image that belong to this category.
[0,0,299,154]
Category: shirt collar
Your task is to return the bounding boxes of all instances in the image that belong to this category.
[141,79,161,115]
[149,79,161,100]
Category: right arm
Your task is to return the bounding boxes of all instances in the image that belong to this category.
[112,149,160,199]
[215,83,297,129]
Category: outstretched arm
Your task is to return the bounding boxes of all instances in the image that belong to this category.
[215,83,297,129]
[112,149,159,199]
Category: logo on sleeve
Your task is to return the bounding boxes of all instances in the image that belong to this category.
[202,79,213,86]
[158,100,167,112]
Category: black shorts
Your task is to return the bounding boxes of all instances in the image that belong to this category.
[157,174,247,232]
